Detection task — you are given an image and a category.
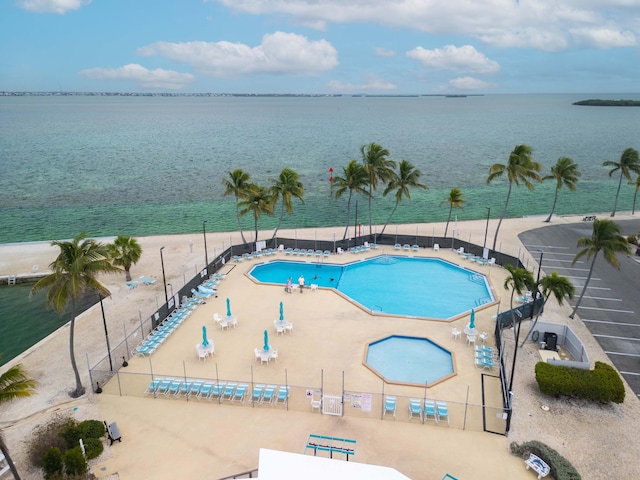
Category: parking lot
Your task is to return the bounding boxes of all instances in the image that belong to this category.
[519,218,640,396]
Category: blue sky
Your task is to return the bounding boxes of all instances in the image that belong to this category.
[1,0,639,94]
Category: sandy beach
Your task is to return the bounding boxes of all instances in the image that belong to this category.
[1,214,640,480]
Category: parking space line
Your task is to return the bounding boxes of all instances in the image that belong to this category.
[580,296,623,302]
[564,275,601,281]
[575,306,635,314]
[584,319,640,327]
[620,371,640,376]
[523,244,571,250]
[605,351,640,358]
[593,334,640,341]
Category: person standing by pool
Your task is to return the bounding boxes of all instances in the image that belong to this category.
[298,275,305,293]
[286,277,292,293]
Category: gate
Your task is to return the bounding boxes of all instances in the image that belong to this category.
[322,394,343,416]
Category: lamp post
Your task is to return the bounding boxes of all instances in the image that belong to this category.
[202,220,209,274]
[483,207,491,250]
[99,295,113,372]
[160,246,168,306]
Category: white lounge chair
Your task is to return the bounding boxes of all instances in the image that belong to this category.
[433,244,440,251]
[311,397,322,412]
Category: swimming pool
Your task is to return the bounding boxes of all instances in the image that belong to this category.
[247,256,493,319]
[365,335,456,386]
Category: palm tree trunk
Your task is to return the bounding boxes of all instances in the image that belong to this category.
[444,205,453,237]
[633,191,638,215]
[254,211,259,247]
[492,183,512,251]
[342,192,352,240]
[545,188,560,222]
[611,172,623,217]
[570,253,598,319]
[125,266,131,282]
[273,202,286,239]
[0,437,21,480]
[69,300,85,397]
[368,186,373,237]
[235,197,248,244]
[379,200,399,236]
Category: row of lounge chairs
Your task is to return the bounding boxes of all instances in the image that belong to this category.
[232,249,278,262]
[132,307,192,357]
[284,248,331,258]
[474,345,497,370]
[383,396,450,425]
[143,379,290,406]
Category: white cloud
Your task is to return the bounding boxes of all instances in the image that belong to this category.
[407,45,499,74]
[446,76,494,91]
[79,64,195,90]
[209,0,640,50]
[136,32,338,78]
[327,75,396,92]
[570,27,638,48]
[375,47,396,57]
[17,0,90,14]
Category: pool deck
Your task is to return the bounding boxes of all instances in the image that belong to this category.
[96,244,520,479]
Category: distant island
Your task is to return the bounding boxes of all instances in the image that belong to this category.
[573,99,640,106]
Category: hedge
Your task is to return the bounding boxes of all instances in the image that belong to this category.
[510,440,581,480]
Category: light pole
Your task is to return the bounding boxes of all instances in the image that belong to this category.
[483,207,491,250]
[160,246,168,306]
[202,220,208,274]
[99,295,113,372]
[167,283,174,298]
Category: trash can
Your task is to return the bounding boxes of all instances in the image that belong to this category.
[543,332,557,351]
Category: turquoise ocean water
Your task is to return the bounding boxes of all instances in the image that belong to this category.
[1,93,639,364]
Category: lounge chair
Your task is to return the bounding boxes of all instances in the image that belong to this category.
[384,395,396,417]
[475,356,494,370]
[212,272,227,279]
[412,244,419,251]
[323,250,331,258]
[306,249,314,256]
[436,401,450,425]
[424,399,438,423]
[166,379,182,398]
[175,381,193,398]
[262,385,277,405]
[197,383,214,400]
[284,248,293,255]
[232,255,243,262]
[242,253,253,260]
[315,250,322,258]
[231,384,248,403]
[126,281,139,290]
[433,244,440,251]
[198,285,216,295]
[144,378,163,396]
[394,244,401,250]
[209,382,225,401]
[251,384,265,404]
[188,381,203,399]
[155,378,172,396]
[140,275,156,285]
[275,385,289,406]
[525,453,550,479]
[192,288,212,299]
[409,398,422,421]
[222,383,237,401]
[403,244,410,251]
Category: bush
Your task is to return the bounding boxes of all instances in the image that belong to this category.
[42,447,64,480]
[627,234,638,245]
[83,437,104,460]
[59,418,83,450]
[510,440,581,480]
[535,361,625,403]
[79,420,106,439]
[29,415,72,467]
[63,447,87,476]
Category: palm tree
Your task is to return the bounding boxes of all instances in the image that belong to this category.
[440,188,465,237]
[628,175,640,215]
[107,235,142,281]
[487,144,541,251]
[0,361,37,480]
[520,271,574,346]
[333,160,369,240]
[270,168,304,237]
[570,219,630,318]
[603,147,640,217]
[30,233,121,397]
[502,264,536,394]
[239,184,273,246]
[361,143,396,237]
[380,160,427,235]
[544,157,581,222]
[222,169,251,244]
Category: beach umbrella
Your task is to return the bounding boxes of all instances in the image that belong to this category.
[263,329,270,351]
[202,325,208,346]
[226,298,231,316]
[469,309,476,330]
[279,301,284,321]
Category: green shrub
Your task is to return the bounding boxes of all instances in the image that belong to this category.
[535,361,625,403]
[510,440,581,480]
[627,234,637,245]
[42,447,64,480]
[79,420,106,439]
[83,437,104,460]
[59,418,82,450]
[63,446,87,476]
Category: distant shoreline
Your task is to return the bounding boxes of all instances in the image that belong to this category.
[573,99,640,106]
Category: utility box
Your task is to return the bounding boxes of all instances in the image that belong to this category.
[543,332,558,351]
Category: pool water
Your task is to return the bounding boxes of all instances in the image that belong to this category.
[248,256,493,319]
[365,335,455,386]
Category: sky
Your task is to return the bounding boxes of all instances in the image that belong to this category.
[1,0,639,94]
